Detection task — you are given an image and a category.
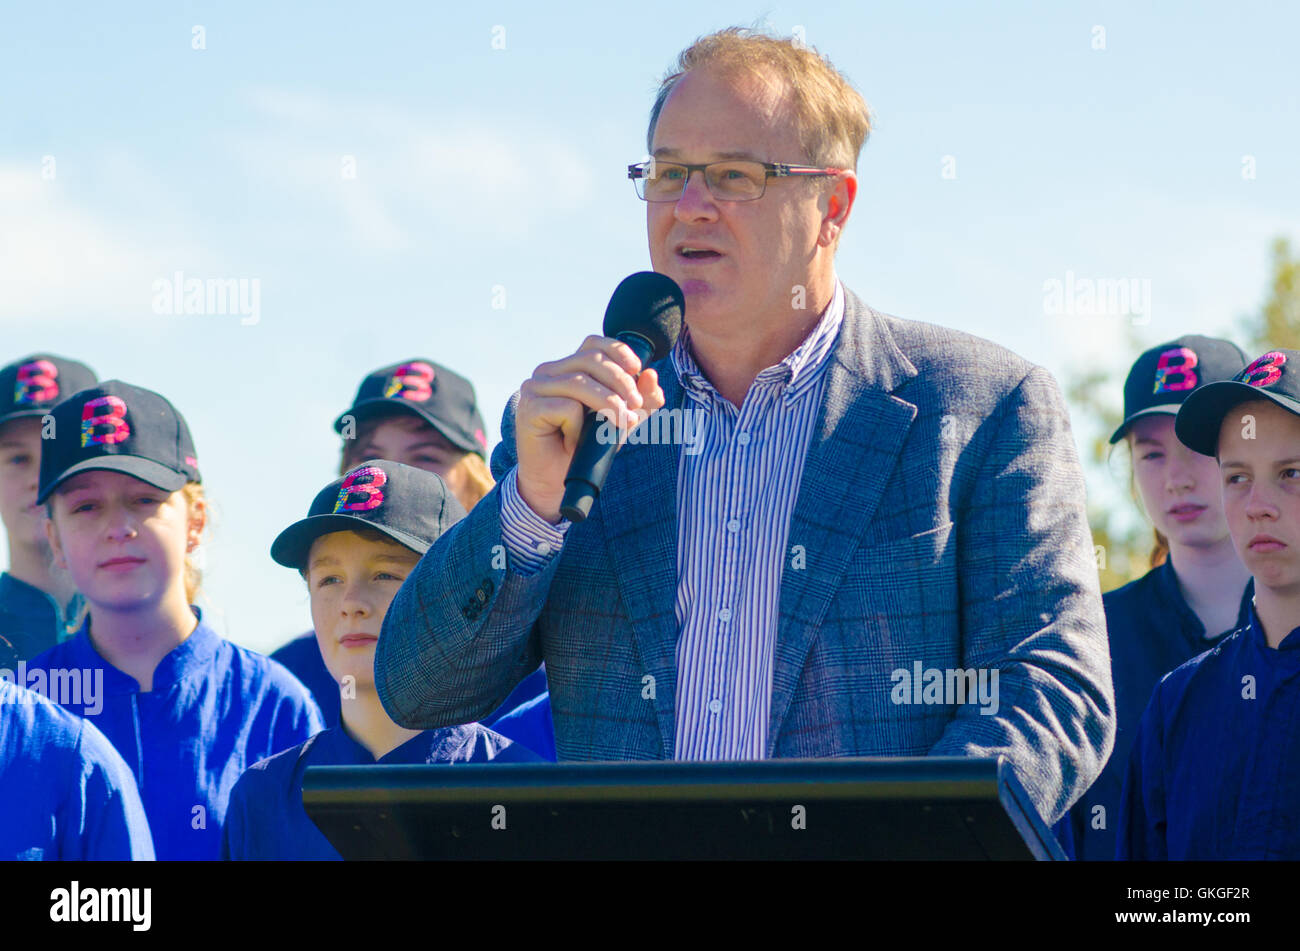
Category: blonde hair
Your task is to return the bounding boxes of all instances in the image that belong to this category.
[647,27,872,171]
[1118,436,1169,570]
[339,414,494,511]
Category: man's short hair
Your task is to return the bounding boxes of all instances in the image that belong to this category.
[646,27,872,171]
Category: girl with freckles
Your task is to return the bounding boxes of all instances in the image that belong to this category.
[27,381,324,861]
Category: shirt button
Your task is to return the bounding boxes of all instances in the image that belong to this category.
[536,541,552,556]
[708,699,722,714]
[718,607,732,622]
[727,519,740,533]
[736,432,751,446]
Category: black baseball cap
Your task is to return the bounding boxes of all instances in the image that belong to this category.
[271,459,467,569]
[333,360,489,459]
[1109,335,1248,444]
[37,381,201,504]
[1176,349,1300,456]
[0,354,97,426]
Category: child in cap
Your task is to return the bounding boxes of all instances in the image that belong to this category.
[1,678,154,860]
[1055,335,1251,861]
[0,354,97,666]
[1118,349,1300,859]
[222,460,538,861]
[270,359,553,755]
[26,381,324,860]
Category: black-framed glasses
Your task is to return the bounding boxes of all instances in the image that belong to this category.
[627,159,843,202]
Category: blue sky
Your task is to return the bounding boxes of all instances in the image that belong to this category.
[3,2,1298,651]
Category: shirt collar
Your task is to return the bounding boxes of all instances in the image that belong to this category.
[1155,557,1254,644]
[309,724,456,765]
[0,571,64,622]
[1246,601,1300,652]
[67,606,222,693]
[670,278,846,405]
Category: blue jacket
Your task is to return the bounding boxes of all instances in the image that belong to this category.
[1057,558,1252,860]
[0,678,154,860]
[0,572,77,666]
[27,610,324,860]
[374,287,1115,825]
[221,721,539,860]
[1118,604,1300,859]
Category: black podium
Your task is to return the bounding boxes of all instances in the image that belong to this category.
[302,756,1065,860]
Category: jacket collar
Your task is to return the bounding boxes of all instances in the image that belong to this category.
[67,607,221,694]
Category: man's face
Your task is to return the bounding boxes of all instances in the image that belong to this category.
[1218,399,1300,591]
[0,417,47,549]
[306,530,420,695]
[647,67,831,331]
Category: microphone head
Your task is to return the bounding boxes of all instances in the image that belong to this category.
[602,272,684,363]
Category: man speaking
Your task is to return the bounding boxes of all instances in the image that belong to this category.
[376,27,1114,824]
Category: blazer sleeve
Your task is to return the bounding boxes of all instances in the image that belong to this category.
[927,365,1115,826]
[374,392,560,729]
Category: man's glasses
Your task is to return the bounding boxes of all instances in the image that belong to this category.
[627,159,843,202]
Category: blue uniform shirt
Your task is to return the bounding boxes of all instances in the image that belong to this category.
[221,721,540,860]
[0,572,78,667]
[26,609,325,860]
[1056,557,1252,860]
[0,678,154,860]
[490,691,556,761]
[272,629,550,732]
[1117,603,1300,860]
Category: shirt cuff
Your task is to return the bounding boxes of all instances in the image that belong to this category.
[498,467,570,574]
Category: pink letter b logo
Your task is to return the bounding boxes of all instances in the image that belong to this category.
[1153,347,1198,394]
[15,360,58,404]
[335,465,387,512]
[81,396,130,447]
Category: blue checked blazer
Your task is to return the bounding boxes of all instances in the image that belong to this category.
[376,288,1115,824]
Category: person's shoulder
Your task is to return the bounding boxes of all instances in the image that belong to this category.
[1148,626,1244,710]
[844,288,1041,395]
[269,630,318,666]
[231,738,311,798]
[1103,565,1160,612]
[24,634,79,672]
[220,638,319,707]
[0,678,81,756]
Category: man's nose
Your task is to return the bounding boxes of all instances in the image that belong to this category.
[673,169,719,220]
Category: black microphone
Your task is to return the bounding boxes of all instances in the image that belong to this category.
[559,272,684,522]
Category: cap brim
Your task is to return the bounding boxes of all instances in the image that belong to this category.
[1174,381,1300,456]
[332,399,485,457]
[37,456,188,505]
[1108,404,1185,444]
[270,513,431,570]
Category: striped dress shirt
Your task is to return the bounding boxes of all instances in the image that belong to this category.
[499,280,845,760]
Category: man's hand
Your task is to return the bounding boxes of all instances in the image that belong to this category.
[515,336,666,523]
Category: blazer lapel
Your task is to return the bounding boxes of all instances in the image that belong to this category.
[766,291,919,754]
[598,359,685,757]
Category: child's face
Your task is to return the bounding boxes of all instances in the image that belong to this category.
[1218,399,1300,589]
[1131,414,1231,549]
[0,417,48,549]
[354,414,470,501]
[305,530,420,694]
[46,470,197,613]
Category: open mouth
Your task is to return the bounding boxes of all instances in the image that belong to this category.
[677,247,722,261]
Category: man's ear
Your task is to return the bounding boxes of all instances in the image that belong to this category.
[44,510,67,571]
[819,170,858,248]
